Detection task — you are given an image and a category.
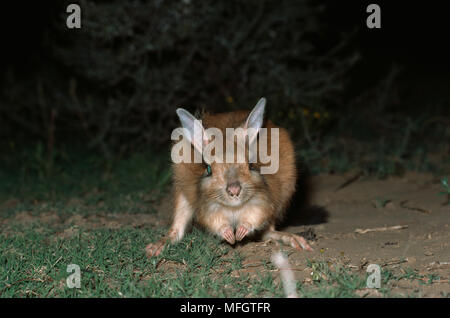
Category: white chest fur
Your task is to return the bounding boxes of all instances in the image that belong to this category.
[205,196,267,229]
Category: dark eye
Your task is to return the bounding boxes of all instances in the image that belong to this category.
[249,163,258,172]
[205,164,212,176]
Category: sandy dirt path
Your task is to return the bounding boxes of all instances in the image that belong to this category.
[234,172,449,297]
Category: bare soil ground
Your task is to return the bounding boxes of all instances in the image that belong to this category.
[237,172,450,297]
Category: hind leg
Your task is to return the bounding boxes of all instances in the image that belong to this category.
[262,225,313,251]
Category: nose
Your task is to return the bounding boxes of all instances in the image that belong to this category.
[226,181,241,197]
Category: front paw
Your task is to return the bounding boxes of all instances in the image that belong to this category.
[235,222,251,241]
[220,226,235,245]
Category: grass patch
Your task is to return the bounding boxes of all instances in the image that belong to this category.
[297,260,431,298]
[298,259,366,297]
[0,146,172,217]
[0,221,284,297]
[439,177,450,204]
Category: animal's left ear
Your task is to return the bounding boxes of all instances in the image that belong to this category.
[244,97,266,145]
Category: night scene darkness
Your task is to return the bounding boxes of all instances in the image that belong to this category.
[0,1,449,302]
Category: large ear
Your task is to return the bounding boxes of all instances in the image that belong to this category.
[244,97,266,145]
[176,108,207,156]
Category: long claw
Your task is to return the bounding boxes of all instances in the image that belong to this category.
[221,227,235,245]
[235,225,249,242]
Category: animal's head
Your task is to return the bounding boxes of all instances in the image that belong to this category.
[175,98,268,207]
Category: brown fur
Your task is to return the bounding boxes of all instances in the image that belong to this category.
[172,110,296,237]
[145,102,313,257]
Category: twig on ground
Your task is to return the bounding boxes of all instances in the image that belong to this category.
[400,200,431,214]
[334,171,363,192]
[355,225,408,234]
[429,261,450,266]
[381,258,408,267]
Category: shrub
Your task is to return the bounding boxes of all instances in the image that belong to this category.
[0,0,358,158]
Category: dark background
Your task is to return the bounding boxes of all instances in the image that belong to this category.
[0,0,448,176]
[4,2,449,92]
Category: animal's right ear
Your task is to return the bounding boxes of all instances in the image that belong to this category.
[176,108,207,156]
